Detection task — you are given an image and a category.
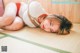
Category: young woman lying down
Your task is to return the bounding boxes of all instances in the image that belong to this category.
[0,1,72,35]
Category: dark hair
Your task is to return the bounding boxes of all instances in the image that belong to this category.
[53,14,73,35]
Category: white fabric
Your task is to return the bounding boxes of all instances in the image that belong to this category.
[3,2,17,18]
[29,1,48,18]
[22,1,47,27]
[3,16,23,30]
[23,10,36,27]
[3,1,47,27]
[19,2,28,18]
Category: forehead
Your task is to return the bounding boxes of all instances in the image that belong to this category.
[46,16,61,24]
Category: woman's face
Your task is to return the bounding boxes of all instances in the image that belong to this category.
[40,18,60,33]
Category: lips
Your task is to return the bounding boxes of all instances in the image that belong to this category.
[42,25,44,29]
[41,24,45,29]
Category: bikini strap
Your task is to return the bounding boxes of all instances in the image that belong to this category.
[16,3,21,16]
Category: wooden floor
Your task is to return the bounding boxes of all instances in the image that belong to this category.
[0,24,80,53]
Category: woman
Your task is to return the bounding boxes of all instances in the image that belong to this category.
[0,1,72,34]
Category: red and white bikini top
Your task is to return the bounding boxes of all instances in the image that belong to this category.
[16,3,21,16]
[15,1,47,27]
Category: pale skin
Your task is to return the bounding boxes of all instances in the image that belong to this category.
[0,2,24,31]
[0,2,60,33]
[37,14,60,33]
[40,18,60,33]
[0,1,72,35]
[0,16,24,31]
[2,16,24,31]
[0,13,60,33]
[0,16,15,28]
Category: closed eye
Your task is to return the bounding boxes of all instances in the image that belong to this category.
[50,21,53,26]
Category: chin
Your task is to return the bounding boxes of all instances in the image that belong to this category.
[44,30,51,33]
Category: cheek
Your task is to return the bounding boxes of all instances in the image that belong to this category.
[40,19,51,32]
[52,25,60,32]
[43,20,50,27]
[43,20,51,32]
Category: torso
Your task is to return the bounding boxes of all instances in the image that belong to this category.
[16,1,48,27]
[16,2,28,18]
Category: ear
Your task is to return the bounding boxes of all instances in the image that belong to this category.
[38,14,48,24]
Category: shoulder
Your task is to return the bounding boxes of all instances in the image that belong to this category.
[30,1,41,7]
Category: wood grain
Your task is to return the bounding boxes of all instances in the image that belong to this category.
[3,0,80,23]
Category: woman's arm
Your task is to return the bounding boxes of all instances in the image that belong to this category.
[2,16,24,31]
[0,2,17,28]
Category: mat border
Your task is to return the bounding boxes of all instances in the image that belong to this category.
[0,32,71,53]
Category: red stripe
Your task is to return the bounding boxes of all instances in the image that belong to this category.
[16,3,21,16]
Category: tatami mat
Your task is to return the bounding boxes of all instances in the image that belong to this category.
[0,24,80,53]
[0,37,58,53]
[0,33,7,39]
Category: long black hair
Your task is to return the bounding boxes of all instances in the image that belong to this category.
[53,15,73,34]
